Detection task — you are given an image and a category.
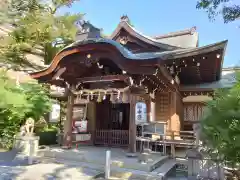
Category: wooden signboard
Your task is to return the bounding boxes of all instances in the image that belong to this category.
[135,102,147,124]
[49,103,60,123]
[72,106,85,120]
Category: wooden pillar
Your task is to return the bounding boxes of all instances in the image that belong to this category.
[149,92,155,122]
[87,101,96,144]
[169,91,181,139]
[170,92,177,117]
[128,94,137,154]
[63,89,74,146]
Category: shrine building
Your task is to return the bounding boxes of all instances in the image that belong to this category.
[30,16,228,153]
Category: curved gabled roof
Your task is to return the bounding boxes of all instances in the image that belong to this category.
[30,38,227,79]
[45,38,228,62]
[110,20,182,51]
[110,16,199,49]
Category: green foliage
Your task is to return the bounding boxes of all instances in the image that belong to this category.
[200,71,240,165]
[0,0,84,148]
[0,0,84,149]
[35,124,58,145]
[0,0,83,67]
[197,0,240,23]
[36,123,58,133]
[0,71,52,149]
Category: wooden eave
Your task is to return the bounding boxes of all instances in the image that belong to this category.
[161,40,227,84]
[29,38,227,89]
[157,40,227,60]
[30,40,162,81]
[110,21,181,51]
[179,86,214,92]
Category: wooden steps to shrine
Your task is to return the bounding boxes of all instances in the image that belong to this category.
[152,159,177,179]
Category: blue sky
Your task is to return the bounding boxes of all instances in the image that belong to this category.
[61,0,240,67]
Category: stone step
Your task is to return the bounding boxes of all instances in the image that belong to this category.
[152,159,177,179]
[148,154,169,171]
[38,148,169,172]
[39,157,162,180]
[111,155,169,172]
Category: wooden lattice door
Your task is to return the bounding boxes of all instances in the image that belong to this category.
[95,102,129,147]
[183,103,205,131]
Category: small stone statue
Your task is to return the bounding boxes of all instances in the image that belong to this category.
[25,117,35,135]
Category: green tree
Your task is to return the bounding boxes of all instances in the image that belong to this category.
[0,70,52,149]
[197,0,240,23]
[0,0,83,67]
[0,0,84,149]
[200,72,240,167]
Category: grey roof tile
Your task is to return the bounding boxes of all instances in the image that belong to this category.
[61,38,227,61]
[153,27,199,48]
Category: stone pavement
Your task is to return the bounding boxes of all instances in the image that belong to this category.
[0,162,102,180]
[0,149,18,163]
[0,150,171,180]
[45,158,163,180]
[0,150,101,180]
[0,156,165,180]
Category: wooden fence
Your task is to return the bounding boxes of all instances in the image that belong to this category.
[95,130,129,147]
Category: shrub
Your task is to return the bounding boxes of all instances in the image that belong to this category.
[0,71,52,149]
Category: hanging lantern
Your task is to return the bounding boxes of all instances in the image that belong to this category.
[97,92,102,103]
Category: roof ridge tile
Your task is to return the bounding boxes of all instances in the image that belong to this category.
[154,27,197,39]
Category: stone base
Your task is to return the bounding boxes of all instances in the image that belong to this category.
[138,153,150,163]
[13,135,39,156]
[39,146,169,172]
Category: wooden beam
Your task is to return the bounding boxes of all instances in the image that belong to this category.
[52,67,66,80]
[76,75,130,83]
[158,66,173,83]
[181,91,214,97]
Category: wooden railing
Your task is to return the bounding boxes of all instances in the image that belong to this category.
[136,130,197,155]
[166,130,196,141]
[95,130,129,147]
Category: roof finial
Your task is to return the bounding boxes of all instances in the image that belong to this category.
[120,15,129,22]
[191,26,197,34]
